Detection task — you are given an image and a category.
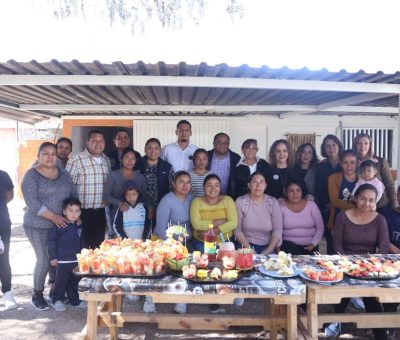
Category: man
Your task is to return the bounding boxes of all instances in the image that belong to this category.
[161,120,198,173]
[208,132,240,196]
[107,128,142,171]
[66,130,111,249]
[0,169,17,310]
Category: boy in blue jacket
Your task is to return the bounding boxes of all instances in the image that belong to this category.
[47,198,85,312]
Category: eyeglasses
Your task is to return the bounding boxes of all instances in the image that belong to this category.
[215,141,229,145]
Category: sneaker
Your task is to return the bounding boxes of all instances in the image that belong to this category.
[234,298,244,306]
[47,290,68,304]
[143,296,156,313]
[3,291,18,310]
[51,300,67,312]
[173,303,187,314]
[324,322,341,337]
[126,295,141,302]
[350,297,365,310]
[387,329,396,340]
[31,292,49,311]
[71,300,87,308]
[209,304,226,314]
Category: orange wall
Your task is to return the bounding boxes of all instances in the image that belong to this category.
[63,119,133,138]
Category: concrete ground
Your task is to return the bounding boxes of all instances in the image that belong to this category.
[0,200,396,339]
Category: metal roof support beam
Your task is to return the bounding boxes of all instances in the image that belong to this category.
[0,100,59,119]
[279,93,396,118]
[1,75,400,94]
[18,104,399,115]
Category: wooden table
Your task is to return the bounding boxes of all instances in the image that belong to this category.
[79,273,305,340]
[295,255,400,340]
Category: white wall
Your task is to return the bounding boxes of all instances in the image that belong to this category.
[63,114,399,182]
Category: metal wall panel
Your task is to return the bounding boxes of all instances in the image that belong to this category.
[133,119,230,154]
[342,128,393,166]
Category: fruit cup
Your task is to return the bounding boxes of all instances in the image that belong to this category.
[236,248,254,270]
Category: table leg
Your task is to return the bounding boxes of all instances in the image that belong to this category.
[270,302,281,340]
[84,300,98,340]
[108,295,122,340]
[307,288,318,340]
[286,304,297,340]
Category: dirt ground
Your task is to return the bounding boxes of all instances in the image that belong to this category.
[0,200,397,340]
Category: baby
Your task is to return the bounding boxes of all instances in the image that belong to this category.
[352,159,385,203]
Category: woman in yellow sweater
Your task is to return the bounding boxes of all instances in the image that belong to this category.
[190,174,238,253]
[190,173,239,313]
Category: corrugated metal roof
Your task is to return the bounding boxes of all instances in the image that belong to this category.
[0,60,399,124]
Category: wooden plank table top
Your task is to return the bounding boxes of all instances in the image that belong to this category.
[79,271,306,340]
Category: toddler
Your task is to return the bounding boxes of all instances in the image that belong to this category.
[352,159,385,203]
[47,198,86,312]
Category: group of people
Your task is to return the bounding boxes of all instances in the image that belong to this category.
[0,119,399,338]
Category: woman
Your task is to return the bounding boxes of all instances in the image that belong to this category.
[267,139,292,199]
[190,174,239,313]
[0,169,17,310]
[189,148,212,197]
[290,143,319,198]
[22,142,76,311]
[104,147,150,234]
[353,132,397,209]
[190,174,238,252]
[315,134,343,254]
[233,139,270,199]
[55,137,72,168]
[327,149,358,230]
[381,185,400,254]
[279,181,324,255]
[141,138,173,212]
[235,172,282,254]
[150,171,193,315]
[327,184,390,339]
[153,171,193,241]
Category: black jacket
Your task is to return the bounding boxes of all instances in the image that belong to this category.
[232,158,270,199]
[208,149,241,198]
[107,148,143,171]
[140,156,173,205]
[47,222,84,262]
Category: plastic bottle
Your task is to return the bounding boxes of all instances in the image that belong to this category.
[204,224,217,262]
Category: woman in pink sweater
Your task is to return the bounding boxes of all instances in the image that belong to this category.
[234,172,282,255]
[279,181,324,255]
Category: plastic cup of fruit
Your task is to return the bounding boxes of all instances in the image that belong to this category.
[216,242,237,261]
[236,248,254,270]
[166,257,189,271]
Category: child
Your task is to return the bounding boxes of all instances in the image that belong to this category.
[114,180,156,310]
[113,180,151,240]
[47,198,86,312]
[352,159,385,203]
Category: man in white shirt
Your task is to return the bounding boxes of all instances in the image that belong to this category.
[161,120,198,173]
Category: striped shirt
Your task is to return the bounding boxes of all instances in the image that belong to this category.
[189,171,211,197]
[66,149,111,209]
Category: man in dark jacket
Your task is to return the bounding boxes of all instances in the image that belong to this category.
[208,132,240,197]
[107,128,142,171]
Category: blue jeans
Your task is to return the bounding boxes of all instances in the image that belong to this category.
[249,243,268,254]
